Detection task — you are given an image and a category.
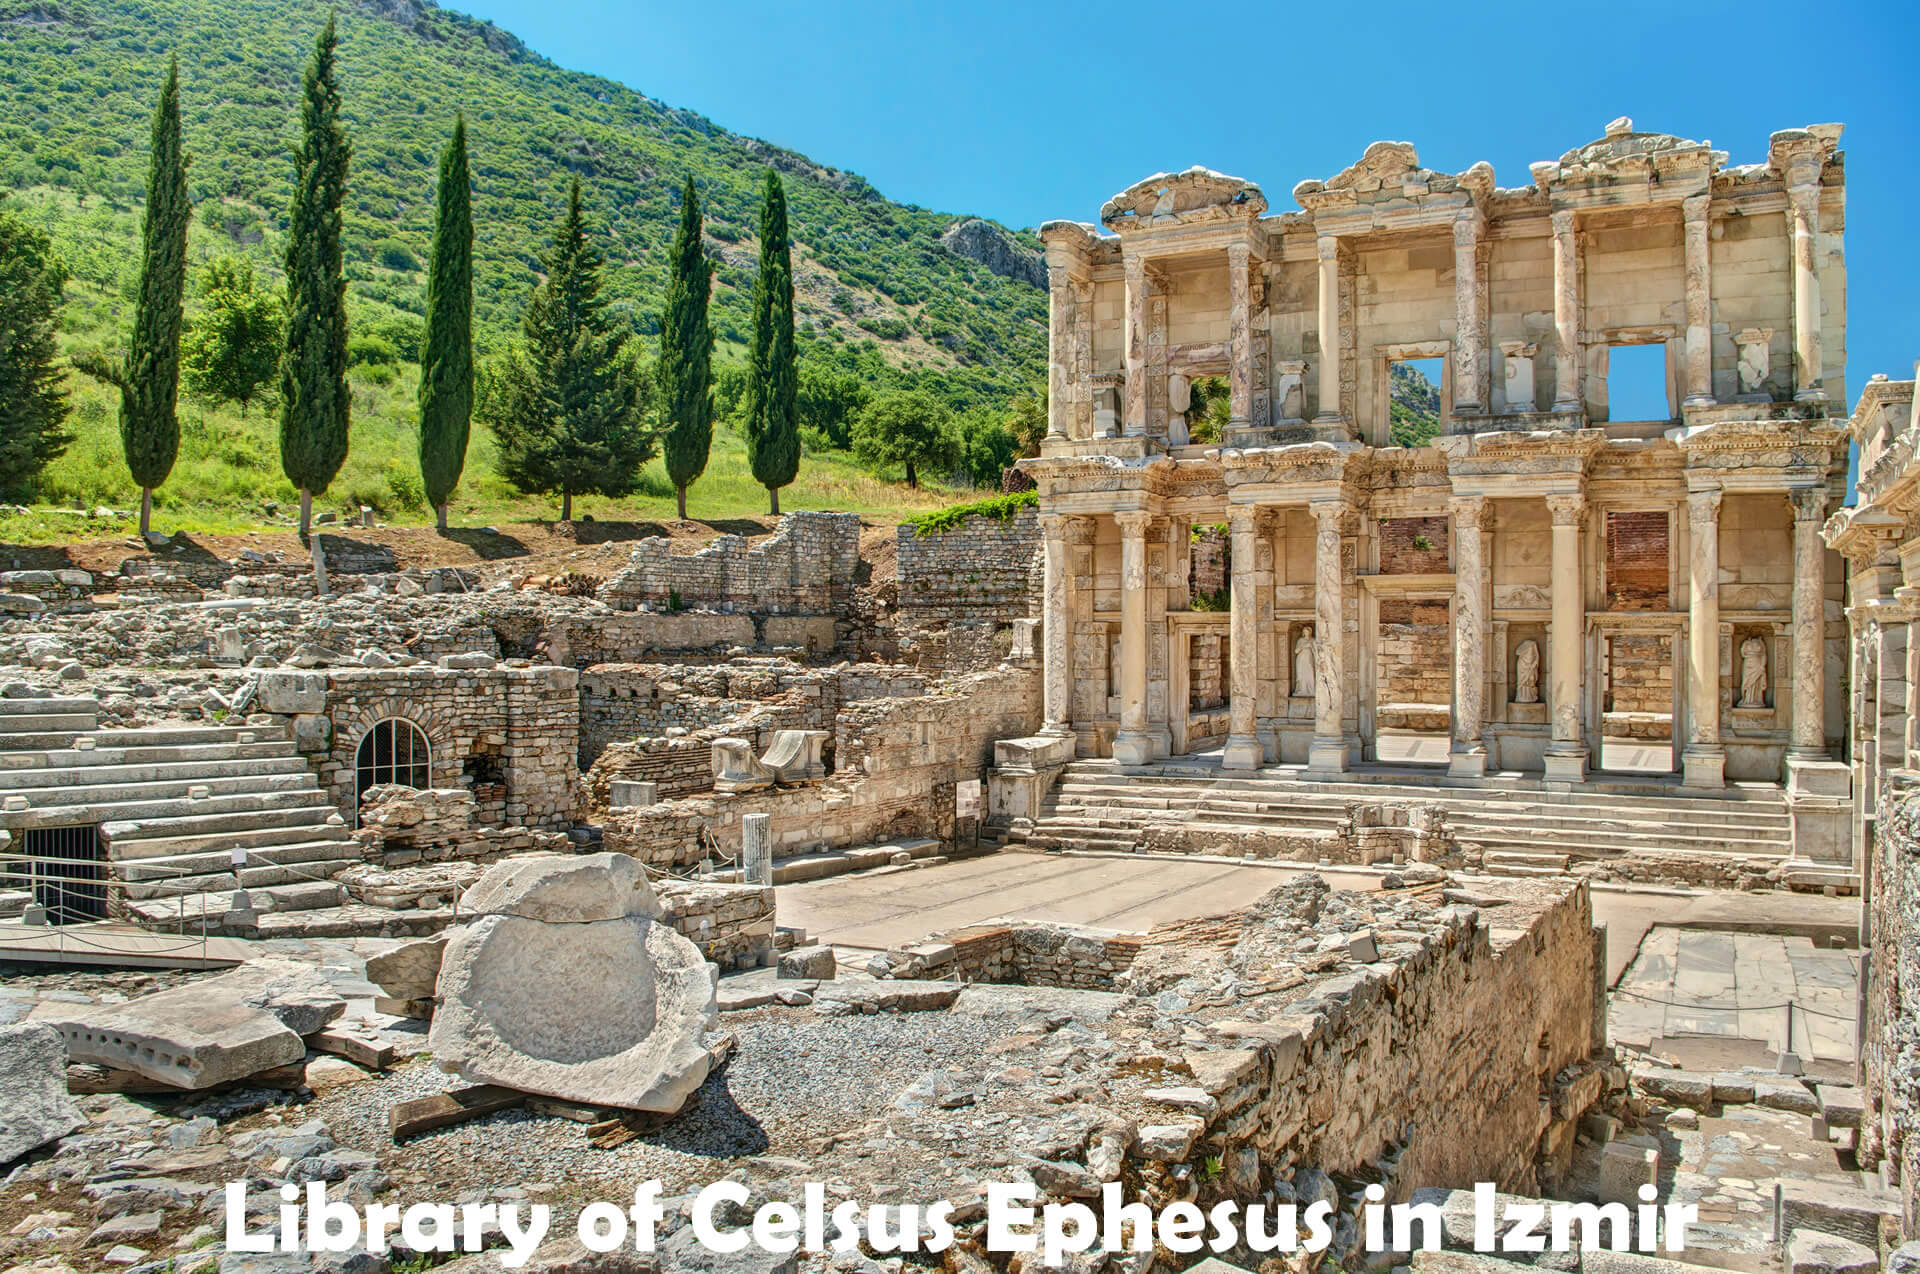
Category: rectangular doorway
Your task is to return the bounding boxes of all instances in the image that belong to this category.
[22,824,107,923]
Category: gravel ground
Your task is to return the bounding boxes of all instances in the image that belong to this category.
[313,1005,1015,1200]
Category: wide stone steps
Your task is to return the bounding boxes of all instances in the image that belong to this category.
[112,818,354,865]
[0,711,101,735]
[0,738,302,776]
[116,841,364,899]
[2,784,334,836]
[125,879,347,927]
[1055,769,1791,815]
[0,756,314,796]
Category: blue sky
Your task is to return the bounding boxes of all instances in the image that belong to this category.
[457,0,1915,407]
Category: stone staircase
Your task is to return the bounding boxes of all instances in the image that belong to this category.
[1015,758,1797,875]
[0,696,363,934]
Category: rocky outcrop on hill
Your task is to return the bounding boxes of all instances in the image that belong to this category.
[940,217,1046,289]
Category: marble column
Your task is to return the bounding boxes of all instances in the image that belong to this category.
[1046,265,1074,438]
[1228,243,1253,430]
[1551,210,1582,413]
[1314,235,1343,424]
[1123,254,1149,435]
[1544,493,1588,781]
[1682,194,1715,406]
[1167,517,1192,612]
[1039,513,1074,737]
[1683,487,1726,787]
[1789,183,1825,402]
[1449,495,1490,777]
[1224,507,1262,770]
[1789,487,1828,756]
[1452,213,1484,414]
[1111,511,1155,765]
[1308,501,1349,773]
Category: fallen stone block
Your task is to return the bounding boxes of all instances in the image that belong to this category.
[1779,1180,1902,1251]
[810,979,961,1015]
[1597,1142,1658,1206]
[777,946,835,980]
[40,959,342,1090]
[1756,1079,1821,1115]
[430,853,718,1113]
[1631,1066,1715,1109]
[1787,1229,1879,1274]
[1814,1083,1865,1129]
[0,1022,87,1164]
[1581,1254,1711,1274]
[1411,1254,1537,1274]
[363,934,447,1001]
[1711,1072,1757,1103]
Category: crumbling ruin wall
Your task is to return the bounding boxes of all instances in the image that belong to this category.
[895,508,1040,672]
[601,667,1041,866]
[597,511,859,615]
[875,920,1145,989]
[653,879,778,968]
[1865,770,1920,1232]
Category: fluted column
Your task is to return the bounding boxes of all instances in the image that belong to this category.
[1227,242,1253,430]
[1551,210,1582,413]
[1223,507,1262,770]
[1452,213,1484,414]
[1111,511,1155,765]
[1046,265,1074,438]
[1544,493,1588,782]
[1123,253,1149,435]
[1682,194,1715,406]
[1789,488,1829,756]
[1039,513,1074,736]
[1308,502,1349,773]
[1314,235,1343,425]
[1789,182,1825,402]
[1449,495,1490,777]
[1683,487,1726,788]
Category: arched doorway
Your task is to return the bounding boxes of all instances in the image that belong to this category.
[355,718,432,807]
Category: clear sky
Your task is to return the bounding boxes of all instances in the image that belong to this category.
[455,0,1915,406]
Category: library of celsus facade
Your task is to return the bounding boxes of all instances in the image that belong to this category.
[1024,119,1852,863]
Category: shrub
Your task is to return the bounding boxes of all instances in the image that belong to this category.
[906,488,1036,535]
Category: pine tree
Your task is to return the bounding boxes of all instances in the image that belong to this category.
[73,58,189,538]
[278,14,352,540]
[418,116,472,532]
[0,210,73,494]
[486,179,653,522]
[659,175,712,521]
[744,170,799,515]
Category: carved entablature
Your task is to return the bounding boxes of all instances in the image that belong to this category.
[1291,141,1494,226]
[1851,377,1919,507]
[1530,118,1725,199]
[1038,220,1111,272]
[1825,505,1910,567]
[1021,453,1183,502]
[1100,168,1268,233]
[1434,427,1606,480]
[1676,418,1849,483]
[1766,124,1845,188]
[1217,440,1373,495]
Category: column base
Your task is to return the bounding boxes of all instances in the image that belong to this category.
[1543,746,1588,783]
[1308,737,1350,774]
[1111,729,1155,766]
[1681,746,1725,789]
[1448,746,1488,779]
[1222,733,1263,771]
[1040,721,1075,739]
[1786,754,1850,798]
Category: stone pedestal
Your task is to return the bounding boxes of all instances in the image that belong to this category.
[1786,757,1853,863]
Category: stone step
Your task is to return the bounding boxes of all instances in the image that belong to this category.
[122,879,347,926]
[0,888,28,917]
[0,697,101,718]
[1465,827,1792,857]
[62,794,341,847]
[0,774,326,828]
[0,738,302,772]
[1054,773,1792,817]
[1780,864,1860,893]
[113,843,366,898]
[1484,849,1571,871]
[1183,806,1793,844]
[83,724,294,749]
[1188,791,1793,831]
[114,831,357,878]
[0,712,99,735]
[250,902,457,940]
[0,755,313,793]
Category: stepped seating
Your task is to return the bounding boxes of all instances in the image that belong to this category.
[0,696,363,931]
[1016,757,1795,872]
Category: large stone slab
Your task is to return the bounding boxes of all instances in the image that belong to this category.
[0,1022,86,1163]
[459,852,658,924]
[364,934,448,1001]
[1787,1230,1878,1274]
[40,959,342,1090]
[430,855,717,1113]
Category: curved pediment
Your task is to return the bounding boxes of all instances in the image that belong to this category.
[1293,142,1495,209]
[1100,167,1267,231]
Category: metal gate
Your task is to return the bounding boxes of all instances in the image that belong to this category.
[22,824,106,923]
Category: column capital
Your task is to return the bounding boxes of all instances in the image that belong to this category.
[1316,233,1341,262]
[1788,486,1829,523]
[1227,507,1260,537]
[1551,208,1577,237]
[1310,500,1354,535]
[1112,509,1155,538]
[1452,212,1483,246]
[1682,193,1711,223]
[1449,493,1490,529]
[1038,512,1071,539]
[1545,492,1587,526]
[1788,180,1822,216]
[1687,487,1723,525]
[1226,240,1251,268]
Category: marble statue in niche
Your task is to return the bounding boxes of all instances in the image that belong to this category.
[1293,632,1317,699]
[1514,639,1541,704]
[1739,635,1769,708]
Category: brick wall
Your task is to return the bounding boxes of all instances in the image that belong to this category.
[1377,598,1451,706]
[1607,633,1674,717]
[1606,510,1670,610]
[1378,516,1451,575]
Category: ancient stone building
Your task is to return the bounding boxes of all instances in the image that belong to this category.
[1024,119,1851,862]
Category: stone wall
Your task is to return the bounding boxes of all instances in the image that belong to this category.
[895,508,1040,672]
[1378,516,1451,575]
[1606,632,1674,717]
[1865,771,1920,1232]
[598,511,859,615]
[601,667,1041,867]
[653,879,779,969]
[1377,598,1450,707]
[873,920,1145,989]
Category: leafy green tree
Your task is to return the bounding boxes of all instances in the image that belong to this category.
[73,59,189,537]
[957,410,1018,488]
[183,258,282,416]
[852,388,956,489]
[0,210,74,493]
[744,171,799,515]
[1005,387,1047,457]
[486,179,653,522]
[418,115,473,532]
[796,363,868,449]
[658,176,712,521]
[278,14,353,539]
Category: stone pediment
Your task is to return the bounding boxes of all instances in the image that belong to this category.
[1533,117,1725,189]
[1100,167,1267,231]
[1293,141,1494,212]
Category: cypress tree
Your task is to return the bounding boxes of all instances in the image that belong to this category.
[487,179,653,522]
[74,58,189,538]
[659,176,712,521]
[279,14,352,540]
[418,115,472,532]
[744,170,799,515]
[0,211,74,493]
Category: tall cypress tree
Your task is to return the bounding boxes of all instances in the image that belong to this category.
[487,179,653,522]
[75,58,189,538]
[279,14,352,540]
[744,170,798,515]
[418,115,472,532]
[659,175,712,522]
